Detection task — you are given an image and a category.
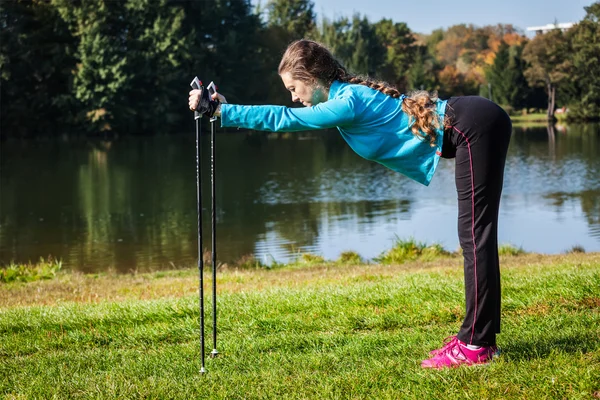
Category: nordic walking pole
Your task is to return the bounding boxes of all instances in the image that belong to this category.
[207,82,219,359]
[190,76,206,374]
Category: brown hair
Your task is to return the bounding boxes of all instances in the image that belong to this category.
[278,39,442,146]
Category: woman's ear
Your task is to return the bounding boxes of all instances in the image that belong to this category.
[311,78,323,90]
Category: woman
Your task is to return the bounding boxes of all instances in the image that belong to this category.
[188,39,511,369]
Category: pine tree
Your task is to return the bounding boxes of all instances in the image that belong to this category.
[265,0,316,39]
[407,46,438,92]
[373,19,415,91]
[0,0,77,137]
[564,2,600,120]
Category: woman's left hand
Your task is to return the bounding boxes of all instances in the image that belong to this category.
[210,91,227,117]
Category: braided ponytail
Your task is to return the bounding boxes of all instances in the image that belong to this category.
[338,73,402,98]
[279,40,441,146]
[401,90,442,147]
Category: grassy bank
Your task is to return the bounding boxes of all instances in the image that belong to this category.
[1,252,599,399]
[508,111,569,127]
[509,112,550,123]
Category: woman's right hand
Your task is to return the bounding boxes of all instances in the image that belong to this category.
[188,89,227,114]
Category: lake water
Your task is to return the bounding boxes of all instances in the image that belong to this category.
[1,123,599,273]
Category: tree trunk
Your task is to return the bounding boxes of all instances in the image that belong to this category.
[546,83,551,118]
[550,85,556,121]
[547,83,556,121]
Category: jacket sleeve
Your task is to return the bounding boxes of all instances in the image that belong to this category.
[220,97,356,132]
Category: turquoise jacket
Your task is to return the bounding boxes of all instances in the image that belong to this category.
[220,80,448,186]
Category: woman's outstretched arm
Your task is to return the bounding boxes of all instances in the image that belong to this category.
[220,97,356,132]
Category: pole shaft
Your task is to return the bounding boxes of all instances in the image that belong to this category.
[211,119,218,354]
[196,119,206,371]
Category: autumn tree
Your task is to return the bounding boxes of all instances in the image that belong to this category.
[427,24,527,97]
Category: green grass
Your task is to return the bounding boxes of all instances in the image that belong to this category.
[1,253,599,399]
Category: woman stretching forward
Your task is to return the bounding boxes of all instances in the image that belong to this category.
[188,39,511,369]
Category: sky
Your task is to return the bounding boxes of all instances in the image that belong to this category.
[254,0,592,35]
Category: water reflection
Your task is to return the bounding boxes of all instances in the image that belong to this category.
[0,123,598,272]
[544,189,600,241]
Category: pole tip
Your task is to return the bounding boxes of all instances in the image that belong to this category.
[210,349,219,358]
[200,367,207,374]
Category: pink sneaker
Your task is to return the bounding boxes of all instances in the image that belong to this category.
[422,339,498,369]
[429,335,458,356]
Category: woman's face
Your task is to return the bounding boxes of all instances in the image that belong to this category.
[280,72,328,107]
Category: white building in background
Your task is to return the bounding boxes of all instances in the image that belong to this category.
[526,22,575,35]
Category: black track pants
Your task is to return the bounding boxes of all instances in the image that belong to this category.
[441,96,512,346]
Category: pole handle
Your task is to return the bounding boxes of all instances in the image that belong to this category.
[190,76,203,120]
[207,82,219,122]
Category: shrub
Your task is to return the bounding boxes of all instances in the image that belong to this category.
[296,253,326,265]
[0,257,62,283]
[374,238,449,265]
[336,251,363,265]
[566,245,586,254]
[498,244,526,256]
[234,254,268,269]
